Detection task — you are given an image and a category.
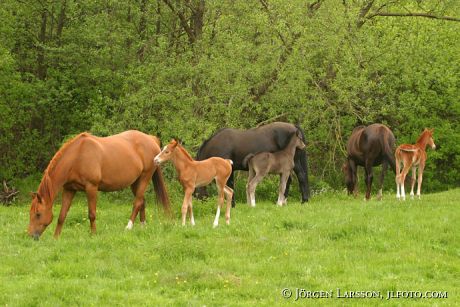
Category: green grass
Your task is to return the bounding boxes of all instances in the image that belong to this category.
[0,188,459,306]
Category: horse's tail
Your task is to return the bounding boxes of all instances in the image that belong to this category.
[295,125,310,200]
[242,154,255,168]
[381,128,396,173]
[395,147,402,181]
[152,167,171,217]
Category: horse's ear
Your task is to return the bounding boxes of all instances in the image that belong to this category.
[30,192,42,203]
[430,128,435,133]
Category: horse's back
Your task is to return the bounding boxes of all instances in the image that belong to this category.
[197,122,298,169]
[72,130,159,190]
[347,124,395,165]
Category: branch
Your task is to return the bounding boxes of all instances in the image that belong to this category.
[308,0,324,16]
[162,0,195,44]
[367,11,460,22]
[356,0,375,28]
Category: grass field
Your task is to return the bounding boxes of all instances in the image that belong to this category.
[0,187,458,306]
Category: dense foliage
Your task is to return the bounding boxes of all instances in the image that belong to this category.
[1,0,459,191]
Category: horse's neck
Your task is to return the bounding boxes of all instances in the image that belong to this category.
[416,134,429,150]
[37,172,63,207]
[39,155,73,206]
[172,150,194,176]
[282,137,298,158]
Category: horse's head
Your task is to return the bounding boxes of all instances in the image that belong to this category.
[28,192,53,240]
[295,130,306,150]
[154,139,178,165]
[342,161,354,195]
[426,128,436,150]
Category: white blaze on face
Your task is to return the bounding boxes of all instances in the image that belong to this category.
[154,146,168,164]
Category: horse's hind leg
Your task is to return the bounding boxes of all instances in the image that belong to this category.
[410,166,417,199]
[224,185,233,225]
[126,175,150,230]
[399,160,412,201]
[85,184,98,234]
[277,173,289,206]
[364,160,374,201]
[248,172,265,207]
[395,154,401,199]
[246,166,255,206]
[54,188,76,238]
[227,170,236,208]
[213,183,225,228]
[377,161,388,201]
[416,162,425,199]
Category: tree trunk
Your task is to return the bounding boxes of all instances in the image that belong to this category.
[37,9,47,80]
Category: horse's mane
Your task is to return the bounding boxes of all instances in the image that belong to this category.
[36,132,90,199]
[196,127,230,159]
[352,125,366,133]
[177,143,195,161]
[45,132,90,174]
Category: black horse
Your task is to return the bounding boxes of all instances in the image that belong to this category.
[343,124,396,200]
[196,122,310,206]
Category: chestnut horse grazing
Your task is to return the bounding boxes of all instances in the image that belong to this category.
[28,130,170,240]
[154,139,233,228]
[343,124,396,200]
[243,130,305,207]
[395,128,436,200]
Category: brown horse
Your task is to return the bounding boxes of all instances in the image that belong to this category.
[343,124,396,200]
[154,139,233,228]
[243,130,306,207]
[28,130,170,240]
[395,128,436,200]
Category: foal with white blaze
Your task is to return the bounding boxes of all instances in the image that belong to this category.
[395,128,436,200]
[243,130,306,207]
[154,139,233,227]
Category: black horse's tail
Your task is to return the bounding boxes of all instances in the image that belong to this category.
[242,153,255,168]
[295,124,310,200]
[381,128,396,173]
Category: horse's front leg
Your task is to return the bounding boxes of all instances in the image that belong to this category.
[182,188,194,226]
[187,195,195,226]
[364,160,373,201]
[54,188,76,238]
[85,185,98,234]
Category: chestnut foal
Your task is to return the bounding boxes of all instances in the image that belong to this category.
[395,128,436,200]
[154,139,233,227]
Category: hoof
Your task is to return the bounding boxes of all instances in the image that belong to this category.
[125,220,133,230]
[213,223,218,228]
